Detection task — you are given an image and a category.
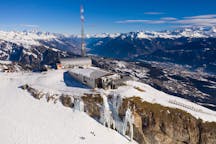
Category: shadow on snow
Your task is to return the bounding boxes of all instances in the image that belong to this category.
[63,71,89,89]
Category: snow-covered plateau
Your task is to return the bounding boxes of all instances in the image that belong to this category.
[0,69,216,143]
[0,70,137,144]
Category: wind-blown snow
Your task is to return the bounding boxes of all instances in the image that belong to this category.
[0,70,137,144]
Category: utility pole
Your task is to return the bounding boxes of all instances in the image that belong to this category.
[80,5,86,57]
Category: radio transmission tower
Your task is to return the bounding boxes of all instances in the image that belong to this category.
[80,5,86,57]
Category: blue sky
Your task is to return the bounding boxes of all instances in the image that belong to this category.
[0,0,216,34]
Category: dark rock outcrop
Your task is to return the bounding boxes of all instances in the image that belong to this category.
[60,95,73,107]
[82,93,103,120]
[20,84,43,99]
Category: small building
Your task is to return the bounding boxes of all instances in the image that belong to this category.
[56,63,62,69]
[68,67,121,89]
[61,57,92,69]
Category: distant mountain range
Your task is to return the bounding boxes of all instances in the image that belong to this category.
[88,26,216,74]
[88,25,216,39]
[0,26,216,73]
[0,30,79,70]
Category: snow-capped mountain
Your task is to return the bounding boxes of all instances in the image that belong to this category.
[86,26,216,39]
[0,30,57,47]
[0,30,80,70]
[0,30,82,52]
[0,30,80,49]
[88,26,216,74]
[0,25,216,50]
[0,25,216,72]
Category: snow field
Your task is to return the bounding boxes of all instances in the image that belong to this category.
[0,71,137,144]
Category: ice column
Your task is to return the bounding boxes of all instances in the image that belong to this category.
[110,93,123,132]
[112,93,122,114]
[74,98,84,112]
[123,107,134,141]
[100,94,114,129]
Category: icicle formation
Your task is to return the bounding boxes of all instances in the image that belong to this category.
[74,98,84,112]
[100,94,115,129]
[109,93,124,132]
[123,107,134,141]
[112,93,122,115]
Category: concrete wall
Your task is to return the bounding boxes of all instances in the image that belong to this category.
[99,74,121,89]
[68,71,96,88]
[68,70,122,89]
[61,58,92,69]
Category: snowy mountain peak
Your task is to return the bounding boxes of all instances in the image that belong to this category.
[0,30,58,47]
[90,26,216,39]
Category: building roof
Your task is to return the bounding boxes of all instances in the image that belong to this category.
[69,67,112,79]
[61,57,91,63]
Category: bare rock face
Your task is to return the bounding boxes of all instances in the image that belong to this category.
[201,122,216,144]
[20,84,44,99]
[20,85,216,144]
[118,97,216,144]
[60,95,73,107]
[132,111,146,143]
[82,93,103,120]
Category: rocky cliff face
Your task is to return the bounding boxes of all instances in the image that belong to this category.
[118,97,216,144]
[21,85,216,144]
[82,94,216,144]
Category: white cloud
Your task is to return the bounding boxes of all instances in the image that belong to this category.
[116,19,165,24]
[184,14,216,19]
[144,12,165,15]
[175,14,216,26]
[116,14,216,27]
[174,18,216,26]
[160,17,177,21]
[20,24,39,28]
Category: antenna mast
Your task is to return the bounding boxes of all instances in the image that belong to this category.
[80,5,86,57]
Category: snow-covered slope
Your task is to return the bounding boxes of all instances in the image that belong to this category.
[0,31,59,47]
[0,70,136,144]
[110,81,216,122]
[0,30,80,67]
[1,69,216,143]
[1,69,216,121]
